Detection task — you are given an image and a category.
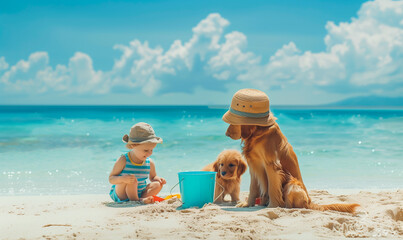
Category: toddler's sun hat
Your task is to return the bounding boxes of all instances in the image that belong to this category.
[222,88,277,126]
[122,122,163,144]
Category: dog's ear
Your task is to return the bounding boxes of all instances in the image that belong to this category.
[237,158,247,178]
[214,159,221,178]
[241,125,256,139]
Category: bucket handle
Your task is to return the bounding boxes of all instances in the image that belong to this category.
[214,181,225,202]
[169,178,184,204]
[170,176,226,204]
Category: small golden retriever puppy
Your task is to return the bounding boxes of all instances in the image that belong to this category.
[223,89,359,213]
[202,150,247,203]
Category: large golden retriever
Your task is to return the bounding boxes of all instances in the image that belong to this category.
[202,150,247,203]
[225,123,359,213]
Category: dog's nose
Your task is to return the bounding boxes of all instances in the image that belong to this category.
[225,131,230,137]
[221,171,226,176]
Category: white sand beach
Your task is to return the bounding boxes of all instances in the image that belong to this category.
[1,190,402,239]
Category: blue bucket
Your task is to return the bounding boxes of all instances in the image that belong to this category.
[177,171,216,208]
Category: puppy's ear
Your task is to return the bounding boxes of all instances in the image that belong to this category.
[241,125,256,139]
[237,158,247,178]
[214,159,221,178]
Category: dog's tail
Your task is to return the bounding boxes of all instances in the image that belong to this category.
[283,174,360,214]
[308,202,360,213]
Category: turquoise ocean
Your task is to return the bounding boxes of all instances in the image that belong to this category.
[0,106,402,196]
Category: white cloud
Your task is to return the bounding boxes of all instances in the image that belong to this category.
[1,0,403,97]
[208,31,260,81]
[68,52,104,93]
[108,13,239,95]
[1,52,50,92]
[323,0,403,89]
[240,0,403,95]
[0,52,105,94]
[0,57,8,72]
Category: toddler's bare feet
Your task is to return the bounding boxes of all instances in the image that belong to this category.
[140,196,155,204]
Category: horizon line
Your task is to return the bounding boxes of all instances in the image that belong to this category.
[0,104,402,110]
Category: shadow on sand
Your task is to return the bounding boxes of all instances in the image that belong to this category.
[103,199,265,212]
[220,205,266,212]
[174,201,266,212]
[103,201,145,208]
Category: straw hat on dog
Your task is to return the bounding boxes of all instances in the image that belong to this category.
[222,89,276,126]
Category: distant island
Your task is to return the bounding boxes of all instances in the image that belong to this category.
[271,95,403,109]
[326,96,403,107]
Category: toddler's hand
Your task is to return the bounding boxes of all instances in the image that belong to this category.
[122,174,137,184]
[154,177,166,185]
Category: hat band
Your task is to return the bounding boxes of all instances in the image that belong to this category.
[129,136,158,143]
[229,107,270,118]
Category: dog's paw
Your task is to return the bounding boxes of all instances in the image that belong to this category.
[236,201,251,208]
[267,202,277,208]
[268,200,285,208]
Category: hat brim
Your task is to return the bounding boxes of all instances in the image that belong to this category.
[123,137,163,144]
[222,110,276,126]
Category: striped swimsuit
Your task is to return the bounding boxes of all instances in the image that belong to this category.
[109,153,151,202]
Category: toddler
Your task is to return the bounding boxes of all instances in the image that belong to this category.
[109,122,166,203]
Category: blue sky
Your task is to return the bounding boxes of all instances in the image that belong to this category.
[1,0,402,105]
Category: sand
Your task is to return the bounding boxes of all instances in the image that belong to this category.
[0,190,402,239]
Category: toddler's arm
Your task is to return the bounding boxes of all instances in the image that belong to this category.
[149,160,166,185]
[109,155,137,185]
